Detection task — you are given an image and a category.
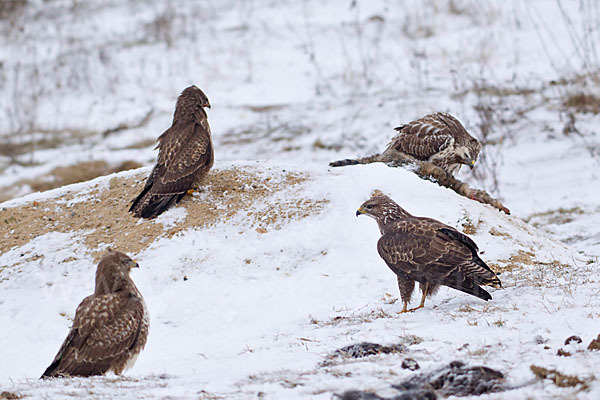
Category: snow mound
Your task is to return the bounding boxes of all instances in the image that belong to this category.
[1,161,597,399]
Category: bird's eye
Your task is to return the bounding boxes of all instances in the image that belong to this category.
[366,205,373,210]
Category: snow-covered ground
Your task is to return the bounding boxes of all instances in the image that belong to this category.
[1,0,600,398]
[1,162,598,399]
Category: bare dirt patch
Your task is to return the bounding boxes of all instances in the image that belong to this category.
[0,160,143,203]
[0,166,327,260]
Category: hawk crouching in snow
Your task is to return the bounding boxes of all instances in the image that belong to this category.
[41,249,149,378]
[356,192,501,313]
[130,85,214,219]
[330,112,481,176]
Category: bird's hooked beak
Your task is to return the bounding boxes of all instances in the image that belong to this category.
[356,207,365,217]
[128,260,140,269]
[205,102,211,109]
[469,159,476,170]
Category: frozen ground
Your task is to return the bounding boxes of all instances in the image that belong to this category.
[1,162,599,399]
[0,0,599,398]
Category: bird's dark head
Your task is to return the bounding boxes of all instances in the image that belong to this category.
[95,249,139,294]
[356,191,406,222]
[457,140,481,169]
[180,85,211,109]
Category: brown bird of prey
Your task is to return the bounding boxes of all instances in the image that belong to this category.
[330,112,481,176]
[356,192,501,312]
[130,85,214,218]
[41,249,149,378]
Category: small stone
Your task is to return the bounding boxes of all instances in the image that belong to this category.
[564,335,582,345]
[0,392,22,400]
[556,348,571,357]
[402,358,420,371]
[533,335,548,344]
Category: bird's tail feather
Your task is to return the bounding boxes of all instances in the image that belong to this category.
[454,282,492,301]
[129,184,152,214]
[431,276,492,301]
[41,360,60,379]
[329,153,383,167]
[130,191,183,219]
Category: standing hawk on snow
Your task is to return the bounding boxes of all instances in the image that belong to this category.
[330,112,481,176]
[356,193,501,312]
[41,249,149,378]
[130,85,214,219]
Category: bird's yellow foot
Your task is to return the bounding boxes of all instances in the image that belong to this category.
[407,305,424,312]
[186,188,196,195]
[397,302,410,314]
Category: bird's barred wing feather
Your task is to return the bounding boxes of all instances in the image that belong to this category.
[153,119,213,195]
[389,113,456,160]
[376,225,493,300]
[43,293,145,377]
[129,116,213,218]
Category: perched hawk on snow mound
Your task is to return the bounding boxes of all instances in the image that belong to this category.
[130,85,214,219]
[41,249,149,378]
[330,112,481,176]
[356,192,501,313]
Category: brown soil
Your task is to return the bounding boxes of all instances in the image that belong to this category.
[0,166,327,261]
[0,160,143,203]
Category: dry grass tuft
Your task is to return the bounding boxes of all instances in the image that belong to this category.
[530,365,590,390]
[488,227,511,238]
[460,214,482,235]
[525,206,585,227]
[563,93,600,114]
[312,308,395,328]
[492,250,536,274]
[493,250,573,287]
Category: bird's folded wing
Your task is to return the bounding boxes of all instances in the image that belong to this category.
[389,115,454,160]
[377,229,473,283]
[67,294,145,363]
[150,120,213,195]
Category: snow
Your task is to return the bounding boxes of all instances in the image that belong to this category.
[1,162,599,399]
[1,0,600,398]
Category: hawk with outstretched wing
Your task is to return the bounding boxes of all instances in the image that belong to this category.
[387,112,481,175]
[330,112,481,176]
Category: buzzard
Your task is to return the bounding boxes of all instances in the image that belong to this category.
[130,85,214,218]
[41,249,149,378]
[356,193,501,312]
[330,112,481,176]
